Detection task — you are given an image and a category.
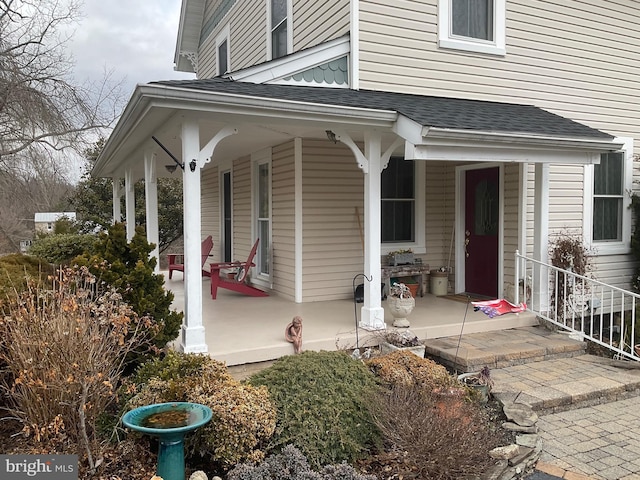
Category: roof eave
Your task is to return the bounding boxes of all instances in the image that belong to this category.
[92,84,397,178]
[424,127,621,152]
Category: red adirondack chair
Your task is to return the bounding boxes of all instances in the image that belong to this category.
[168,235,214,280]
[209,238,269,299]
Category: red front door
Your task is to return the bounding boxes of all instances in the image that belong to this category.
[464,167,499,297]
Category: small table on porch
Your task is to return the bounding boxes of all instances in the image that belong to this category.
[381,264,430,297]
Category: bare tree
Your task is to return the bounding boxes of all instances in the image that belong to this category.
[0,0,122,161]
[0,147,73,249]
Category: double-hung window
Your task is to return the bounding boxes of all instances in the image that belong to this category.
[270,0,289,59]
[593,152,624,242]
[216,25,230,76]
[382,157,416,244]
[252,149,272,280]
[584,138,633,254]
[438,0,506,56]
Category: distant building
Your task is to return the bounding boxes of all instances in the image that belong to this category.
[34,212,76,234]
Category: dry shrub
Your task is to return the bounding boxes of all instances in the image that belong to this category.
[0,266,158,470]
[367,383,501,480]
[365,350,457,390]
[126,352,276,470]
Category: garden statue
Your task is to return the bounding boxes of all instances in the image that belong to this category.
[285,316,303,353]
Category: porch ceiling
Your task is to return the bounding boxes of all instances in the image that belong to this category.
[94,79,622,180]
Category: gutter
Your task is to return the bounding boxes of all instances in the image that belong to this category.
[421,127,623,152]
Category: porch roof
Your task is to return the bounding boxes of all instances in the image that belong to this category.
[153,78,612,140]
[94,78,620,179]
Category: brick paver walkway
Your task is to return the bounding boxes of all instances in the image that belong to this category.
[536,396,640,480]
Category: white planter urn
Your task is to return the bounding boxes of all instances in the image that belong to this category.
[387,296,415,328]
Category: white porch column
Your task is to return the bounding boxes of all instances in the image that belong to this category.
[112,179,123,223]
[124,168,136,240]
[361,132,385,329]
[533,163,550,312]
[179,119,207,353]
[144,151,160,272]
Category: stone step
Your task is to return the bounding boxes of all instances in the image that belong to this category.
[490,355,640,414]
[424,325,587,373]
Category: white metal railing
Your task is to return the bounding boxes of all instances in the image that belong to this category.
[515,251,640,362]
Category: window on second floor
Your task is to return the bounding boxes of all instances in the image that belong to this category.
[216,25,230,76]
[438,0,506,56]
[583,137,633,255]
[270,0,289,59]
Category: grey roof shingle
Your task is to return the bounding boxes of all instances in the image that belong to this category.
[152,78,613,140]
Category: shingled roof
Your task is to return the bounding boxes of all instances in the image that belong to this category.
[152,78,613,140]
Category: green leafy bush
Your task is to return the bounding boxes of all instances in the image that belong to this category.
[227,444,376,480]
[73,223,182,352]
[248,351,381,468]
[126,351,276,469]
[29,233,96,264]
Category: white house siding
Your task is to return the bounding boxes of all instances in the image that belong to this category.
[424,162,455,273]
[201,163,220,268]
[198,0,267,78]
[271,141,296,300]
[231,155,253,260]
[503,163,521,297]
[357,0,640,292]
[197,0,349,79]
[301,140,364,301]
[294,0,350,51]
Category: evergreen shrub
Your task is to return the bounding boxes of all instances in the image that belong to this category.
[73,223,182,353]
[248,351,381,468]
[29,233,96,264]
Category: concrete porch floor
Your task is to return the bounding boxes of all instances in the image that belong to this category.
[164,272,538,366]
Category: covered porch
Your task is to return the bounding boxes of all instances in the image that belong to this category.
[164,272,538,366]
[93,79,623,356]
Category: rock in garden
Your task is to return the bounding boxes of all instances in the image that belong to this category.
[516,434,539,449]
[502,421,537,433]
[503,403,538,427]
[489,444,520,460]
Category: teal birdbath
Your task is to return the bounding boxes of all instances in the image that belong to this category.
[122,402,212,480]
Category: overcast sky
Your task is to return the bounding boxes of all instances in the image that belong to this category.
[69,0,194,100]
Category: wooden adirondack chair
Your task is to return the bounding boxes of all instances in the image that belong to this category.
[168,235,214,280]
[209,238,269,299]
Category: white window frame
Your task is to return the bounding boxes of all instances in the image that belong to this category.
[267,0,293,60]
[381,160,426,255]
[583,137,634,255]
[437,0,506,56]
[216,24,230,76]
[251,148,272,284]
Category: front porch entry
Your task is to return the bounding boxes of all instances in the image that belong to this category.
[165,272,538,366]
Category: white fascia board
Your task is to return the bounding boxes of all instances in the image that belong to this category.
[408,142,602,164]
[137,84,396,122]
[228,36,350,84]
[393,114,424,146]
[174,0,205,72]
[422,127,623,152]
